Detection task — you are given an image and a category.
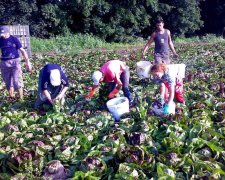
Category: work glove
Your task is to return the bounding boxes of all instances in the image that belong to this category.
[163,102,174,114]
[85,89,96,99]
[163,104,170,114]
[108,88,119,99]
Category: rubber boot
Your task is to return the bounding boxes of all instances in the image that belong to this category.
[123,87,133,102]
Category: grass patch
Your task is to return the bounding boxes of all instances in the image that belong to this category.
[31,33,225,55]
[31,33,109,54]
[174,34,225,44]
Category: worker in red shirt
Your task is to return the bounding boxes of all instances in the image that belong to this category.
[85,60,133,102]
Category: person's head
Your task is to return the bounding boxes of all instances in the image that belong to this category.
[92,71,103,86]
[0,26,10,38]
[50,69,61,86]
[150,63,167,79]
[155,18,164,31]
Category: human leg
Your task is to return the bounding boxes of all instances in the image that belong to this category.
[18,88,23,100]
[160,82,169,101]
[1,63,14,98]
[12,60,24,99]
[161,53,170,64]
[34,95,45,109]
[121,66,133,102]
[120,66,130,87]
[34,69,46,109]
[9,87,15,98]
[175,78,185,103]
[154,53,163,64]
[154,52,170,64]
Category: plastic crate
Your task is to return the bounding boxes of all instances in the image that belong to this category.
[5,25,31,58]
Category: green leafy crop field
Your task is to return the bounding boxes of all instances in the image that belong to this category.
[0,42,225,179]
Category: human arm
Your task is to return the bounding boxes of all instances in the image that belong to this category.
[19,48,32,71]
[60,70,69,86]
[54,70,69,100]
[142,32,155,59]
[168,84,175,104]
[40,68,53,103]
[108,75,122,99]
[162,83,175,114]
[43,90,54,105]
[167,30,178,57]
[54,86,69,101]
[165,71,176,104]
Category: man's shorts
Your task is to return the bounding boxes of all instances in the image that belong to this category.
[0,58,23,90]
[154,52,170,64]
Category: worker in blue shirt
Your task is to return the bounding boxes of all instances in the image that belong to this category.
[34,64,69,109]
[0,26,32,100]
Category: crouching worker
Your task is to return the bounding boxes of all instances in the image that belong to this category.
[149,63,184,113]
[85,60,133,103]
[34,64,69,110]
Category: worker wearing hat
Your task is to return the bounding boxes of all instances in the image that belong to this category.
[34,64,69,109]
[85,60,133,102]
[0,26,32,100]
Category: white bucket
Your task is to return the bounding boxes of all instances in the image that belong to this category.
[164,101,176,115]
[136,61,152,79]
[168,64,186,79]
[106,97,129,121]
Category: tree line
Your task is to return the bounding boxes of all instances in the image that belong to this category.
[0,0,224,42]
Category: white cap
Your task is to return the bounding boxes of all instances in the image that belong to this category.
[50,69,61,86]
[0,26,9,37]
[92,71,102,85]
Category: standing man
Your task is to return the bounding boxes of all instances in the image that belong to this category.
[0,26,32,100]
[34,63,69,110]
[85,60,133,103]
[142,18,178,64]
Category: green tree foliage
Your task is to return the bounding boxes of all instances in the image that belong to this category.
[156,0,203,36]
[0,0,222,41]
[200,0,225,35]
[59,0,204,41]
[0,0,37,24]
[0,0,69,37]
[67,0,156,41]
[38,3,68,36]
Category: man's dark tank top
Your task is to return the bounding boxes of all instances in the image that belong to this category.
[154,29,169,54]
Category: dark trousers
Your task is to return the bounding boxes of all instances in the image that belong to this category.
[108,66,132,101]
